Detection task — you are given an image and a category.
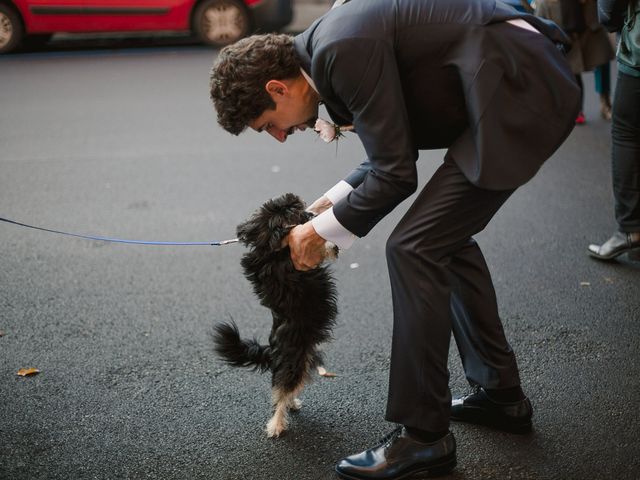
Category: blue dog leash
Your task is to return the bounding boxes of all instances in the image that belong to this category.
[0,216,239,246]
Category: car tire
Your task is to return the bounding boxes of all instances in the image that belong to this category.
[0,3,24,54]
[193,0,252,48]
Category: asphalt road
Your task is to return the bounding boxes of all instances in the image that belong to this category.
[1,40,639,480]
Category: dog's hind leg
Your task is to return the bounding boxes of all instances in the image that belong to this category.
[288,396,303,412]
[266,386,293,438]
[265,383,305,437]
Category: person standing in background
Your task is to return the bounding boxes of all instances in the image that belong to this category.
[595,61,613,119]
[536,0,615,123]
[589,0,640,260]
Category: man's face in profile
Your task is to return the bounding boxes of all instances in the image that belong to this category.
[249,78,319,143]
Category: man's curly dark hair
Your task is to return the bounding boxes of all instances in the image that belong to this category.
[210,34,301,135]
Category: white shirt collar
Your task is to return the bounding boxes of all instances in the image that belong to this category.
[300,68,319,94]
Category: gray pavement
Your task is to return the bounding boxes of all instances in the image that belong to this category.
[1,33,639,480]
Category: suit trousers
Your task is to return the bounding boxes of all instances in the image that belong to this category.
[384,156,522,433]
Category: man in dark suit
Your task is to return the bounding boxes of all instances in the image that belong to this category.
[210,0,580,477]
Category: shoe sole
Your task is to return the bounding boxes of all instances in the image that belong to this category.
[335,454,456,479]
[588,245,640,261]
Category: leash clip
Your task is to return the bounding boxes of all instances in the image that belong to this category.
[216,238,239,246]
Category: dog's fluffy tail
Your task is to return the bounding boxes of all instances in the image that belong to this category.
[212,321,271,372]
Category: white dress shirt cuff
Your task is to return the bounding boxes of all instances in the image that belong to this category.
[312,207,356,250]
[324,180,354,205]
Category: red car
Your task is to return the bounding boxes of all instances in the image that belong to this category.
[0,0,292,53]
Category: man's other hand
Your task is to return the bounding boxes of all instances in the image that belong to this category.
[306,195,333,216]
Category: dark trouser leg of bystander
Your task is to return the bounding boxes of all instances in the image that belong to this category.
[612,71,640,233]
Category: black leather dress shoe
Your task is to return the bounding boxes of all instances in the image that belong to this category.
[588,231,640,261]
[335,427,456,479]
[451,388,532,434]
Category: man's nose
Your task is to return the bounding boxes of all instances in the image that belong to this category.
[267,126,288,143]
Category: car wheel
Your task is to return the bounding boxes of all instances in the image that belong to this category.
[0,3,24,54]
[193,0,252,48]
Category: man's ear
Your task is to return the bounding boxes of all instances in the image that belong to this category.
[265,80,289,101]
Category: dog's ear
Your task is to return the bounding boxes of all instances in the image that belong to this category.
[236,209,290,251]
[266,223,293,252]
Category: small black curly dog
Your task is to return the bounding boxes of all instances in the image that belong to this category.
[213,193,338,437]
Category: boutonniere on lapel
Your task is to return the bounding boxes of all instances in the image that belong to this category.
[314,118,354,143]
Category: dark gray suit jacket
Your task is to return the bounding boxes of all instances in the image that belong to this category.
[598,0,630,31]
[294,0,581,238]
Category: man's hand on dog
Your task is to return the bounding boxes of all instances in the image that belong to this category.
[285,222,327,271]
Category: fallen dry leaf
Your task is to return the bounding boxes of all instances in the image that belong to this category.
[317,366,338,378]
[17,368,40,377]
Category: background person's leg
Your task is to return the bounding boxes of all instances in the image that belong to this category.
[612,71,640,233]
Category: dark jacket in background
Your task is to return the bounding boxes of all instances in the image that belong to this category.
[599,0,640,74]
[537,0,615,73]
[560,0,587,32]
[598,0,631,30]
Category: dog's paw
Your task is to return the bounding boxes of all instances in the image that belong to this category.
[265,416,288,438]
[324,242,339,261]
[289,398,303,411]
